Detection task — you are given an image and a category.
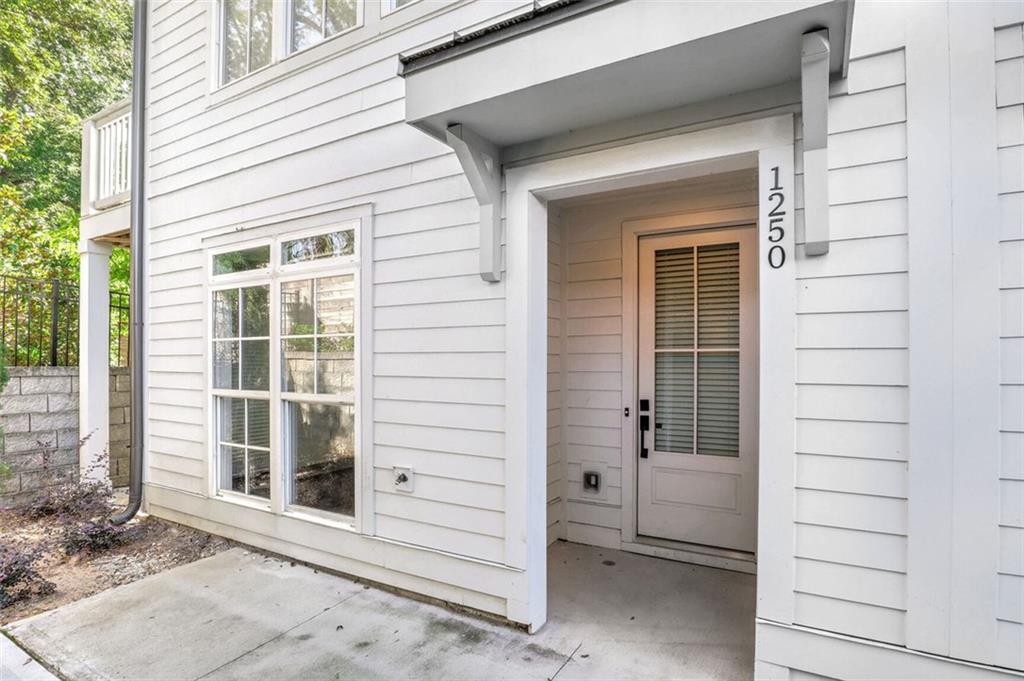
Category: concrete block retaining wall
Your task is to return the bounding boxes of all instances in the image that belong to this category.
[0,367,130,507]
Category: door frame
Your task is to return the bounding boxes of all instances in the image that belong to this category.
[624,213,759,565]
[504,114,796,633]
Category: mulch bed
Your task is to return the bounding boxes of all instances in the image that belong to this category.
[0,499,230,625]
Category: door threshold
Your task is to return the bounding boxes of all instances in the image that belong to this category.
[622,537,757,574]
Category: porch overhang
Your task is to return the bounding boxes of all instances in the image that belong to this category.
[399,0,853,147]
[400,0,852,279]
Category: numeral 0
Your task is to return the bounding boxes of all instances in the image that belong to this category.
[768,245,786,269]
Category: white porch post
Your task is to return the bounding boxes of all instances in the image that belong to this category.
[504,186,549,632]
[79,238,113,483]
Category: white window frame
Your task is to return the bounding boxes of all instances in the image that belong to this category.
[208,239,274,507]
[206,0,458,104]
[219,0,278,86]
[206,218,366,529]
[285,0,365,56]
[381,0,421,17]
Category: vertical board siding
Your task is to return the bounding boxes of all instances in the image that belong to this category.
[143,1,523,568]
[996,23,1024,669]
[792,49,910,646]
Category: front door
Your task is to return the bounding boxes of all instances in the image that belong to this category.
[636,227,757,553]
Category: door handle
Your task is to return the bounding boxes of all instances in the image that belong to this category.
[639,414,650,459]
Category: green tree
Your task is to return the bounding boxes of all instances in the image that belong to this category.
[0,0,133,287]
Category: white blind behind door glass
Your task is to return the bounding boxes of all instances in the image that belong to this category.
[652,241,740,457]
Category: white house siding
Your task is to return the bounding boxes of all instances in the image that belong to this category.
[791,48,910,646]
[142,0,537,616]
[547,211,566,546]
[138,0,1024,665]
[548,48,912,647]
[996,21,1024,670]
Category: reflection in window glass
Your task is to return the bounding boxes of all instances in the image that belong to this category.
[222,0,274,84]
[213,289,239,338]
[213,285,269,390]
[223,0,249,83]
[290,0,359,53]
[282,229,355,265]
[285,401,355,515]
[317,336,354,396]
[217,397,271,498]
[212,245,270,275]
[281,275,354,397]
[250,0,273,71]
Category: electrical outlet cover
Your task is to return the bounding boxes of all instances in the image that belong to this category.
[578,460,607,500]
[393,466,414,493]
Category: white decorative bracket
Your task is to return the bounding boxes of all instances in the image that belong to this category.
[801,29,830,256]
[446,123,502,282]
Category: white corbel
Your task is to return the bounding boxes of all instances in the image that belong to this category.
[446,123,502,282]
[801,29,830,256]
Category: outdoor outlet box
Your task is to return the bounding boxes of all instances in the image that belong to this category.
[579,461,607,500]
[393,466,414,493]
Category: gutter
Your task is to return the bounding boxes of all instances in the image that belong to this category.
[111,0,147,525]
[397,0,618,76]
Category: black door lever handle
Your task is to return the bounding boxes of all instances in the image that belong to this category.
[639,414,650,458]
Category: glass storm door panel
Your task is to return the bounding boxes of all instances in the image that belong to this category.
[636,227,758,553]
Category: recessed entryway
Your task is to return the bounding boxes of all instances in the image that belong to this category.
[545,170,760,563]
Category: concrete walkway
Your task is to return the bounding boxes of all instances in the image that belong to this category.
[1,633,58,681]
[4,542,754,680]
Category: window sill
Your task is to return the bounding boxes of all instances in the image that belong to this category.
[283,506,357,532]
[204,0,464,111]
[214,490,273,513]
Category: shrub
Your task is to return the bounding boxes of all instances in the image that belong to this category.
[0,544,54,608]
[22,477,114,520]
[61,520,135,555]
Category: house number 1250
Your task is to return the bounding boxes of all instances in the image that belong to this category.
[767,166,786,269]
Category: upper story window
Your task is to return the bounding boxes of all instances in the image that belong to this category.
[222,0,274,84]
[290,0,360,53]
[382,0,418,15]
[214,0,436,95]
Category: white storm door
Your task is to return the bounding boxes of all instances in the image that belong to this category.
[636,227,757,553]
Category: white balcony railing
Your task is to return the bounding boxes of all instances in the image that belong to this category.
[97,110,131,201]
[81,98,132,216]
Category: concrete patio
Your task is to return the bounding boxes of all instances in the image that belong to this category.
[4,541,755,680]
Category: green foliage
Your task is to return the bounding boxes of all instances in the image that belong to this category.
[0,0,133,284]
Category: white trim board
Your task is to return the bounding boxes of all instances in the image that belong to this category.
[756,620,1024,680]
[505,114,797,632]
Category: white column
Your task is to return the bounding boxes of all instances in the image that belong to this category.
[503,186,548,632]
[79,238,113,483]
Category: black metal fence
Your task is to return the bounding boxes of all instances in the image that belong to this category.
[0,276,129,368]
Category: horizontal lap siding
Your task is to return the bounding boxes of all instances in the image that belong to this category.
[144,2,519,567]
[995,23,1024,669]
[548,214,565,545]
[792,50,910,645]
[563,209,623,549]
